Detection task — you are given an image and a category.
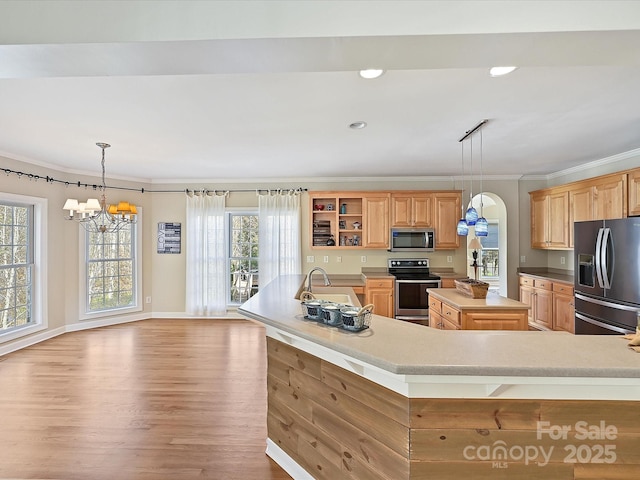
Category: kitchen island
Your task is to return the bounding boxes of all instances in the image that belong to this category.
[428,287,530,330]
[239,274,640,480]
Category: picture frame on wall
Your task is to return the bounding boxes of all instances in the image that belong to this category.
[157,222,181,254]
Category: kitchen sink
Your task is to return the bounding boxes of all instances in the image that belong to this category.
[309,293,354,304]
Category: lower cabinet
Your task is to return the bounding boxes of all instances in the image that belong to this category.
[519,274,575,333]
[429,295,527,330]
[364,277,394,318]
[429,297,461,330]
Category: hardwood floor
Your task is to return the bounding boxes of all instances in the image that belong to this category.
[0,319,291,480]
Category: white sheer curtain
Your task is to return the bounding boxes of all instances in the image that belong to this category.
[258,190,302,288]
[185,191,227,316]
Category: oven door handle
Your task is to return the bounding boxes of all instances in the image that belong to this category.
[394,279,441,284]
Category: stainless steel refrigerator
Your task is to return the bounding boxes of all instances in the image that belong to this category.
[574,218,640,334]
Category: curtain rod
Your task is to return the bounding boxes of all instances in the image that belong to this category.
[0,165,307,195]
[458,119,489,142]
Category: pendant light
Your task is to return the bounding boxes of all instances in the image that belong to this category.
[475,129,489,236]
[465,134,478,225]
[456,139,469,236]
[457,120,489,237]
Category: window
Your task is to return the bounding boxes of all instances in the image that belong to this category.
[0,193,46,341]
[228,212,258,304]
[80,217,141,320]
[0,202,32,331]
[480,222,499,279]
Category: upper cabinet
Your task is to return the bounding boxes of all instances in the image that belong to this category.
[531,190,569,249]
[630,170,640,216]
[309,190,460,250]
[433,192,461,250]
[530,170,636,250]
[362,194,390,249]
[390,192,433,227]
[309,192,390,249]
[592,173,627,220]
[569,185,594,248]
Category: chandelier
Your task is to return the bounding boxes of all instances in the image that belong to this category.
[62,143,137,234]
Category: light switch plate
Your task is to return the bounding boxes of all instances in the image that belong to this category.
[306,256,315,263]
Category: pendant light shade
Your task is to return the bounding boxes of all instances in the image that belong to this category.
[475,216,489,236]
[457,218,469,236]
[465,207,478,225]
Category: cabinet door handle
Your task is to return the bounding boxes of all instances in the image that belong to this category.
[446,311,451,315]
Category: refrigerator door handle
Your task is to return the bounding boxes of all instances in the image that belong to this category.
[595,227,605,288]
[600,227,612,289]
[575,292,640,313]
[575,312,632,335]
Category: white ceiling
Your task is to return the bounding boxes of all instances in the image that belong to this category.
[1,1,639,184]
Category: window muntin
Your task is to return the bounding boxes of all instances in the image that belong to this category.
[0,202,34,333]
[228,213,258,304]
[86,226,135,312]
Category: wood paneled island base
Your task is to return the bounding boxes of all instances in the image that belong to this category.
[267,338,640,480]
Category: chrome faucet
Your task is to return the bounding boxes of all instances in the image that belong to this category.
[306,267,331,292]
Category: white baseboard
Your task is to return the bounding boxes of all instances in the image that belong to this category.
[265,438,314,480]
[0,325,67,357]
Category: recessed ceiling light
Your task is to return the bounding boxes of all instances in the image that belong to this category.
[489,66,518,77]
[349,121,367,129]
[359,69,385,79]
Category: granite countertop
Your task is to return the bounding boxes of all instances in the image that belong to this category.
[518,268,574,285]
[239,274,640,379]
[428,288,529,310]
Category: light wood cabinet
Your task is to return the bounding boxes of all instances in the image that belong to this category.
[553,283,575,333]
[592,173,627,220]
[629,169,640,216]
[390,193,433,227]
[519,274,574,333]
[309,192,389,249]
[569,185,594,247]
[530,190,569,249]
[362,194,390,249]
[364,277,394,318]
[531,170,635,249]
[531,279,553,329]
[519,276,553,329]
[429,291,527,331]
[433,192,461,250]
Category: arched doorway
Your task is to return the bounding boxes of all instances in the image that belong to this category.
[465,192,508,296]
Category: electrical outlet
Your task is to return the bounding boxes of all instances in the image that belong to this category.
[560,256,566,265]
[306,255,315,263]
[361,255,367,263]
[447,256,453,263]
[323,255,329,263]
[145,296,151,304]
[520,255,526,263]
[336,256,342,263]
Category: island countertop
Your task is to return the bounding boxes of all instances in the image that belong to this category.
[428,287,529,310]
[238,275,640,383]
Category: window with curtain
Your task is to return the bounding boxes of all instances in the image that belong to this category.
[185,192,227,316]
[0,193,47,342]
[258,190,301,288]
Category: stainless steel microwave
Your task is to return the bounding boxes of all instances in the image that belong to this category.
[389,228,435,252]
